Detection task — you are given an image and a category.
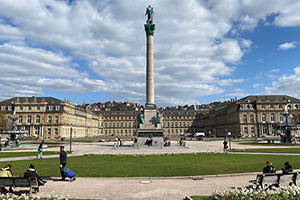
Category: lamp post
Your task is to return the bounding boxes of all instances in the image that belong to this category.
[228,132,231,150]
[70,124,72,152]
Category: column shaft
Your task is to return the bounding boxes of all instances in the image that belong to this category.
[146,34,154,105]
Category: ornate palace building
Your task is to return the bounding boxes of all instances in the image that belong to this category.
[0,97,99,139]
[0,95,300,139]
[203,95,300,138]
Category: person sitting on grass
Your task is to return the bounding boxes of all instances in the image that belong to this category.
[263,161,276,174]
[0,164,13,193]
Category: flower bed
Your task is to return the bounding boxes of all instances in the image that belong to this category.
[211,186,300,199]
[82,151,219,157]
[0,192,74,200]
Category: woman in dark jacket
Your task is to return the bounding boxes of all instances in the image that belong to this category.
[282,161,293,174]
[24,164,47,186]
[263,161,276,174]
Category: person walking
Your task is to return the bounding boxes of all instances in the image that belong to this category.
[36,144,43,159]
[59,146,67,180]
[223,139,228,153]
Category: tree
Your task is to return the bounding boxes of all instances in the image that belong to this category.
[0,110,9,130]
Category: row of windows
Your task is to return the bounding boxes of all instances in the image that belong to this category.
[163,122,200,127]
[18,115,59,124]
[243,125,278,135]
[1,105,61,111]
[261,104,298,109]
[243,114,285,123]
[103,116,137,120]
[104,122,135,128]
[24,127,59,136]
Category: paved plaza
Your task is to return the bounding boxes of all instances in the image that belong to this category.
[1,140,299,199]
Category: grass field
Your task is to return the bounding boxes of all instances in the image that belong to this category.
[244,148,300,153]
[0,151,58,158]
[190,196,210,200]
[238,141,300,146]
[1,153,300,178]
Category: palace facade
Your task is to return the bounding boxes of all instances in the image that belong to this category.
[0,95,299,139]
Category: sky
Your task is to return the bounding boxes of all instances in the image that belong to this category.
[1,0,300,108]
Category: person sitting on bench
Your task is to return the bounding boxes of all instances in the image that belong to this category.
[24,164,47,186]
[0,164,13,193]
[263,161,276,174]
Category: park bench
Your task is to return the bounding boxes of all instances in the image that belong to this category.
[249,172,299,189]
[0,177,39,196]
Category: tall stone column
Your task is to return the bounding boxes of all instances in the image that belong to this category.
[144,23,156,108]
[146,34,154,106]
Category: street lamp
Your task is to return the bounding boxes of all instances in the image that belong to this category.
[70,124,72,152]
[228,132,231,150]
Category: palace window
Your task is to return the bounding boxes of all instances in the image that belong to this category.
[55,116,58,124]
[280,114,283,123]
[251,127,254,134]
[37,106,40,111]
[250,115,254,123]
[49,106,53,111]
[56,106,60,111]
[48,116,52,124]
[271,114,275,123]
[48,128,51,135]
[28,106,31,111]
[270,105,274,109]
[55,128,58,135]
[261,105,265,109]
[18,116,23,124]
[35,127,39,136]
[279,104,283,109]
[263,126,268,135]
[19,106,23,111]
[36,115,40,124]
[26,127,30,135]
[244,127,248,135]
[243,115,247,123]
[262,114,266,123]
[27,116,31,124]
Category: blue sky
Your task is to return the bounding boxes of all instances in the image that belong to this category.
[0,0,300,108]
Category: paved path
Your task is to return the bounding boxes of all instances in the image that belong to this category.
[1,140,300,199]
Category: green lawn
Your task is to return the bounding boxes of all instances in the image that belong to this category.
[0,151,58,158]
[238,141,300,146]
[244,148,300,153]
[1,153,300,177]
[190,196,210,200]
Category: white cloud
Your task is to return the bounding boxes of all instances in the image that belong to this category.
[278,41,299,50]
[253,83,264,88]
[0,0,300,106]
[264,65,300,97]
[269,68,280,73]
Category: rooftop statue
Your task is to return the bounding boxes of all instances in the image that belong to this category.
[145,5,154,24]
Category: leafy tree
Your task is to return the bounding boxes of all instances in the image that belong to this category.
[0,110,9,130]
